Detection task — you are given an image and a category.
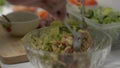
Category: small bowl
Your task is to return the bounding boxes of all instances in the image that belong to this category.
[0,11,40,36]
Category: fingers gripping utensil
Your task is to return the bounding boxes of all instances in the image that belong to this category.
[7,0,66,21]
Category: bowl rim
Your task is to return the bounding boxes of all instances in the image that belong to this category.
[6,11,40,24]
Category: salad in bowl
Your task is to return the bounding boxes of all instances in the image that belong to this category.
[67,2,120,48]
[22,17,112,68]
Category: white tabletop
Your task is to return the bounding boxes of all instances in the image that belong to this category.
[0,47,120,68]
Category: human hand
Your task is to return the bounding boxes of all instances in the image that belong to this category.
[7,0,66,21]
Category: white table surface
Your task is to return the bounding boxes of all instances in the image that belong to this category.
[0,47,120,68]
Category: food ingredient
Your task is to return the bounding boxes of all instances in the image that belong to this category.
[30,19,92,54]
[69,0,97,6]
[0,0,4,6]
[69,0,81,6]
[82,7,120,24]
[39,11,49,20]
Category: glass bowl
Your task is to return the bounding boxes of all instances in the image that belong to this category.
[22,17,112,68]
[96,0,120,11]
[66,3,120,49]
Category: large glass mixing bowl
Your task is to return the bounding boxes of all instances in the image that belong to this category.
[22,17,112,68]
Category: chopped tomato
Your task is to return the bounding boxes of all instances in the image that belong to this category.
[39,11,49,20]
[85,0,97,6]
[69,0,97,6]
[69,0,81,6]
